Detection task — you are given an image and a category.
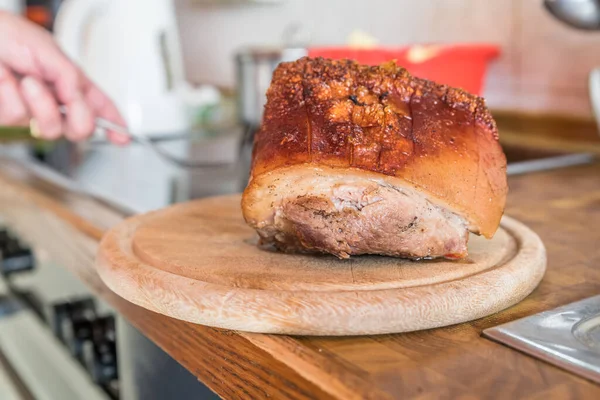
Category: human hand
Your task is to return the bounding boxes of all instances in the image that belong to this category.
[0,11,129,144]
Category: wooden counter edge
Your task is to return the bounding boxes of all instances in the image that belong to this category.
[0,158,390,400]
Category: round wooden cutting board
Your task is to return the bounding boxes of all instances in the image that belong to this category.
[96,195,546,336]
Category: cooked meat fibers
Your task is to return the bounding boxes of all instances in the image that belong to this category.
[242,57,507,259]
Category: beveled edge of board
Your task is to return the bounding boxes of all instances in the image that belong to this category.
[128,195,518,293]
[95,207,547,336]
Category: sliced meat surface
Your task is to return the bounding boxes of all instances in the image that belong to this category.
[242,57,507,260]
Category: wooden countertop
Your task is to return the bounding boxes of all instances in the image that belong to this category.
[1,157,600,399]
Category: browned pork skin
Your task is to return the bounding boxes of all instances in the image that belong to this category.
[242,57,507,260]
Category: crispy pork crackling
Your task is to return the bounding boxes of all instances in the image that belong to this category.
[241,57,507,260]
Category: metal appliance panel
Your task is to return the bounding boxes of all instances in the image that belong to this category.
[484,295,600,384]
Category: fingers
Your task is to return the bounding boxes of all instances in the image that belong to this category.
[34,53,97,141]
[84,82,130,145]
[0,63,28,126]
[23,39,100,141]
[63,96,95,141]
[51,62,85,106]
[20,76,62,139]
[0,14,129,144]
[6,70,124,143]
[0,12,84,107]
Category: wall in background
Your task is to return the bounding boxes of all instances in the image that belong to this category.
[176,0,600,118]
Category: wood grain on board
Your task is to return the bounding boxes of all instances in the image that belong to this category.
[1,157,600,398]
[96,195,546,335]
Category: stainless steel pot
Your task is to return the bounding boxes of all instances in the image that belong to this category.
[235,46,307,130]
[544,0,600,30]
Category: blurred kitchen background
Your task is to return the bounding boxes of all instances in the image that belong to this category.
[1,1,600,400]
[7,0,599,116]
[1,0,600,214]
[178,0,597,118]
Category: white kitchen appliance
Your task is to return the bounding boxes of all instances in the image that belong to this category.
[0,0,23,14]
[53,0,189,136]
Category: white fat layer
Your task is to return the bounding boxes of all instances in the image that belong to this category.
[246,166,468,231]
